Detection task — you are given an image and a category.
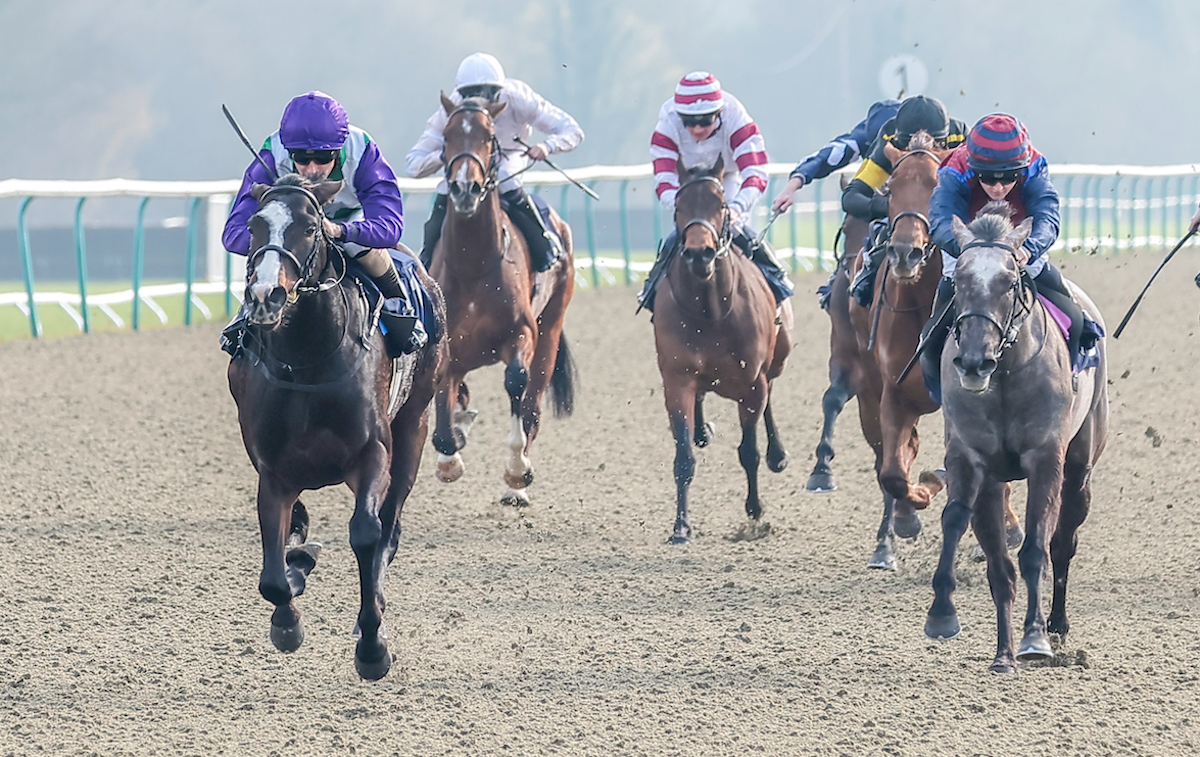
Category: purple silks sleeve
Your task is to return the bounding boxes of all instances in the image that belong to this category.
[222,150,279,256]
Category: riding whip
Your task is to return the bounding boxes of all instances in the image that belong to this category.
[753,210,783,247]
[222,104,278,182]
[897,294,956,384]
[1112,227,1198,339]
[513,136,600,200]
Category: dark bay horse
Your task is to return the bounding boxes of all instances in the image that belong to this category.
[925,210,1108,674]
[654,158,792,544]
[805,191,868,493]
[227,174,446,680]
[428,94,576,507]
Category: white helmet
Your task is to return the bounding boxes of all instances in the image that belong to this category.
[456,52,506,91]
[674,71,725,116]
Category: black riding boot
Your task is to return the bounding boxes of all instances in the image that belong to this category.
[1032,263,1083,364]
[360,253,427,356]
[637,230,679,313]
[919,277,957,405]
[849,219,890,308]
[421,194,449,269]
[502,188,561,272]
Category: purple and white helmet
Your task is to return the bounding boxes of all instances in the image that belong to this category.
[279,91,349,151]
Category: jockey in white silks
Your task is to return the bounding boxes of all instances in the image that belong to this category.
[406,52,584,272]
[638,71,794,312]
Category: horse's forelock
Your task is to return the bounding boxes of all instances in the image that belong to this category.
[907,130,935,152]
[967,211,1015,245]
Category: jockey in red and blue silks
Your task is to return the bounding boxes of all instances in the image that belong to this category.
[921,113,1086,401]
[222,91,426,355]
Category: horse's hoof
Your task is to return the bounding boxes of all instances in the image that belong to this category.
[452,408,478,441]
[894,512,922,539]
[805,471,837,493]
[1017,632,1054,661]
[694,421,715,448]
[354,641,392,681]
[918,469,946,498]
[269,620,305,653]
[504,468,535,490]
[1006,523,1025,551]
[745,499,764,521]
[767,451,790,473]
[436,454,464,483]
[285,542,322,574]
[989,658,1018,675]
[924,613,961,640]
[867,545,897,571]
[667,533,690,546]
[500,488,531,508]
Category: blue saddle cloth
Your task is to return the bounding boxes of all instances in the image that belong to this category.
[347,250,439,346]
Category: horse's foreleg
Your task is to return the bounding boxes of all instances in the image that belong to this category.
[877,397,924,538]
[807,369,854,492]
[763,385,789,473]
[970,477,1020,674]
[693,393,714,447]
[855,386,897,569]
[1048,459,1093,638]
[664,381,697,544]
[502,350,536,503]
[737,379,769,520]
[1016,445,1067,663]
[347,440,393,680]
[432,371,467,483]
[256,474,307,653]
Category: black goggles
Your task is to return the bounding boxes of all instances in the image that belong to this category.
[459,85,501,102]
[978,170,1021,185]
[680,112,718,128]
[290,149,338,165]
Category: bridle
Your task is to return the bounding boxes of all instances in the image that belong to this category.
[675,175,732,259]
[953,240,1036,360]
[444,101,502,197]
[248,184,345,303]
[884,148,942,266]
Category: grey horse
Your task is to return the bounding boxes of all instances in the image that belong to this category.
[924,209,1108,674]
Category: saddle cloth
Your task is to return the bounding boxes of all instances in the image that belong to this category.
[1037,294,1103,375]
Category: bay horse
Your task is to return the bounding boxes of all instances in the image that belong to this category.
[227,174,446,680]
[654,157,792,544]
[844,133,949,570]
[428,94,576,507]
[925,210,1108,674]
[805,193,868,493]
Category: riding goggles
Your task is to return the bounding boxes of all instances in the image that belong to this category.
[290,149,338,165]
[978,170,1022,185]
[680,112,718,128]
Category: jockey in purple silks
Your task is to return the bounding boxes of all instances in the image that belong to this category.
[222,90,426,355]
[921,113,1092,402]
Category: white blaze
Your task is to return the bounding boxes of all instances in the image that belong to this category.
[250,200,292,301]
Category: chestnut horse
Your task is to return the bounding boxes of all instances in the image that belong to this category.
[845,133,950,570]
[428,95,576,507]
[228,174,446,680]
[654,158,793,543]
[925,211,1108,673]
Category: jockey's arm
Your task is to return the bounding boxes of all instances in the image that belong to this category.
[346,142,405,249]
[1019,161,1061,264]
[516,81,584,157]
[405,107,450,179]
[929,166,971,259]
[222,147,279,255]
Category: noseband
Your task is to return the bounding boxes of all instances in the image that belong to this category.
[444,102,502,196]
[953,240,1034,359]
[676,176,732,258]
[248,184,344,302]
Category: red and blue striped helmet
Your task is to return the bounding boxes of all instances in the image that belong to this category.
[966,114,1032,173]
[279,91,349,151]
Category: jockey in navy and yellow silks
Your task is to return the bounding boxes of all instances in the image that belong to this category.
[842,96,968,306]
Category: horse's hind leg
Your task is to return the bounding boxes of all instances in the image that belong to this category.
[347,441,394,680]
[256,476,308,653]
[433,372,468,483]
[763,388,789,473]
[694,393,714,448]
[1048,459,1093,639]
[807,370,854,492]
[503,354,535,504]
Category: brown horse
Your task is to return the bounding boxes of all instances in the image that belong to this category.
[654,158,792,544]
[844,133,950,570]
[805,190,868,493]
[428,95,576,507]
[228,174,446,680]
[925,210,1108,673]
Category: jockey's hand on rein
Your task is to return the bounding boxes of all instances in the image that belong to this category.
[323,218,344,240]
[524,143,549,162]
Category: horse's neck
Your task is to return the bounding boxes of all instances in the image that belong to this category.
[670,253,738,319]
[442,194,505,274]
[1003,295,1057,372]
[267,285,355,366]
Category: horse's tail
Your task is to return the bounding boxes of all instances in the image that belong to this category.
[549,334,577,418]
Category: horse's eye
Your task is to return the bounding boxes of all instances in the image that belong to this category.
[307,225,318,236]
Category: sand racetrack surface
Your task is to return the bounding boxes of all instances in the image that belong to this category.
[2,252,1200,756]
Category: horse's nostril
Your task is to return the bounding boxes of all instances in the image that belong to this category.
[267,287,287,308]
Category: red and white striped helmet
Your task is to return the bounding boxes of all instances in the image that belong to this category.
[674,71,725,116]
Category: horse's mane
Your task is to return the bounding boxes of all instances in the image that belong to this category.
[968,201,1016,243]
[907,130,936,152]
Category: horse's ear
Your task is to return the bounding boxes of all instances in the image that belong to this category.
[710,154,724,178]
[251,183,271,201]
[311,180,343,207]
[486,100,507,119]
[951,216,974,248]
[883,140,905,165]
[1004,217,1035,251]
[440,91,456,114]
